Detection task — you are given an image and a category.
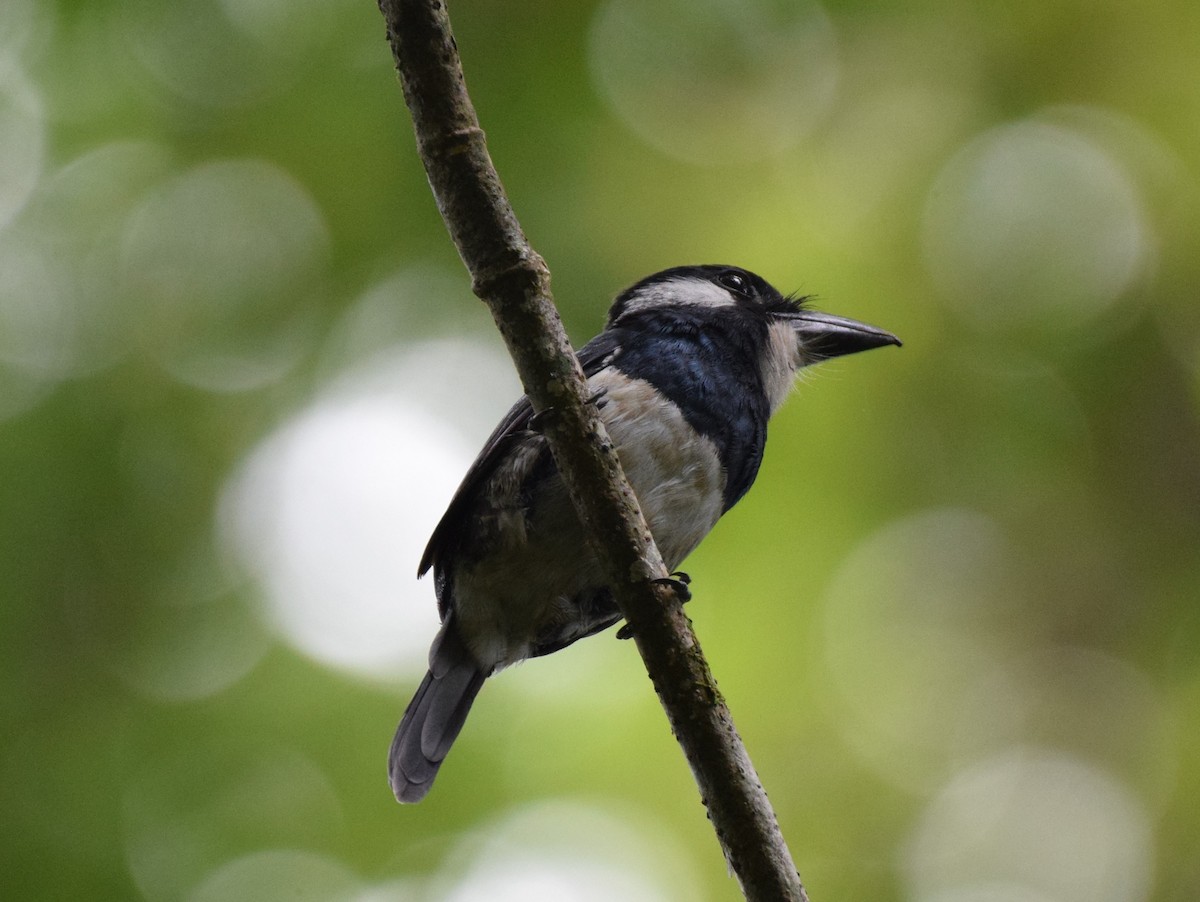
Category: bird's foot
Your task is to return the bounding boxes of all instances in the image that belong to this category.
[528,405,558,433]
[654,571,692,602]
[529,390,607,433]
[615,572,693,640]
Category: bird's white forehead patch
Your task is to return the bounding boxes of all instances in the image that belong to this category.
[616,277,735,319]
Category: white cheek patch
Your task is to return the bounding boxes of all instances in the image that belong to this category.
[617,277,736,319]
[761,320,802,414]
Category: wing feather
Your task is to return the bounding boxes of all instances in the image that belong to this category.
[417,331,622,580]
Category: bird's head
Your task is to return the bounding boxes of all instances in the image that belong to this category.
[606,265,901,412]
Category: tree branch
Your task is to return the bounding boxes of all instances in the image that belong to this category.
[376,2,808,898]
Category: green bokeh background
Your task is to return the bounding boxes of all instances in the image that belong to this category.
[2,1,1199,900]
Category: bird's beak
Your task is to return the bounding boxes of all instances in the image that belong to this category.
[784,310,902,360]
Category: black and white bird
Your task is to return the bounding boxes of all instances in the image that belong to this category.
[389,264,900,802]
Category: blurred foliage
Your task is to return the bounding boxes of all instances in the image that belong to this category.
[2,0,1199,900]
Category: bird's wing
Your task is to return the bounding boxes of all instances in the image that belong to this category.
[417,331,622,578]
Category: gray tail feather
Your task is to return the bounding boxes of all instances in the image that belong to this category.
[389,620,485,803]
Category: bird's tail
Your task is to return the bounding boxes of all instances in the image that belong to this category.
[389,619,485,803]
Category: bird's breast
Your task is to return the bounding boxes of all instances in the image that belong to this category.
[590,369,726,569]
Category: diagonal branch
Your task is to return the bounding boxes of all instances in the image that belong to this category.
[376,2,808,898]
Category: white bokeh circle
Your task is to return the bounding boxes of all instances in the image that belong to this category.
[218,336,520,681]
[923,117,1150,333]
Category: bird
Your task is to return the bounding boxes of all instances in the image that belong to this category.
[389,264,900,802]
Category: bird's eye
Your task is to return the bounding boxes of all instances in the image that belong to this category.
[718,271,751,298]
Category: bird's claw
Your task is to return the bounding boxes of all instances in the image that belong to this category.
[528,406,558,433]
[652,571,692,602]
[530,390,607,433]
[615,572,693,641]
